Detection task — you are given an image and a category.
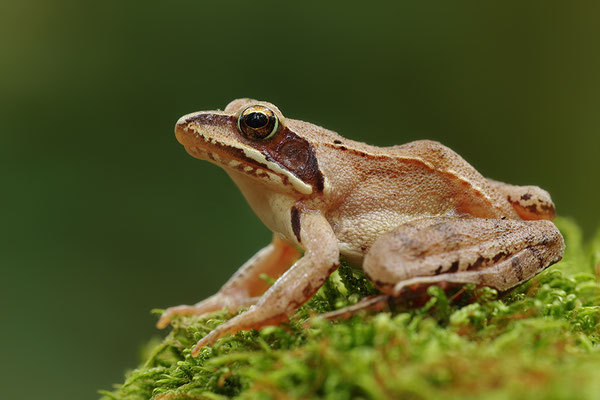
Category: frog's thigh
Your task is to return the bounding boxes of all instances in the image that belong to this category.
[363,217,564,295]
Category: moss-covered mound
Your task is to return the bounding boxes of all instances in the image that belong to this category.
[101,218,600,400]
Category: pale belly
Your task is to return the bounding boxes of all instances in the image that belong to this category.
[330,209,459,267]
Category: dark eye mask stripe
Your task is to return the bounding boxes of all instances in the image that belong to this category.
[184,112,324,194]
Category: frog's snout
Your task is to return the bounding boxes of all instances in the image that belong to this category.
[174,118,190,146]
[174,112,209,146]
[176,114,189,126]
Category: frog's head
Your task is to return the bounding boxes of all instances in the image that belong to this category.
[175,98,328,196]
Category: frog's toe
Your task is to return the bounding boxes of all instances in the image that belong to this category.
[190,308,289,356]
[157,305,200,329]
[157,295,262,329]
[192,329,223,356]
[190,316,248,356]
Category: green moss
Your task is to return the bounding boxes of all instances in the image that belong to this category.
[101,218,600,400]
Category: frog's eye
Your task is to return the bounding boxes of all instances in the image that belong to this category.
[238,105,279,140]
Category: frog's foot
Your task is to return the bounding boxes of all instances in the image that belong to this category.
[312,295,391,323]
[364,217,565,296]
[156,294,260,329]
[191,307,288,356]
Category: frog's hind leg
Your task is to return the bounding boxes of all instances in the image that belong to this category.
[363,217,564,297]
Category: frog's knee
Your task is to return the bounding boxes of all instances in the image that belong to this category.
[362,233,418,294]
[533,220,565,262]
[363,251,405,294]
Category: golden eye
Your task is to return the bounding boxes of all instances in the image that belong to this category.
[238,105,279,140]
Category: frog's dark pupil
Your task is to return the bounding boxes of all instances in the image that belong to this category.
[245,112,268,128]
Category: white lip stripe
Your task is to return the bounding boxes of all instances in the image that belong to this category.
[187,123,313,195]
[240,146,313,195]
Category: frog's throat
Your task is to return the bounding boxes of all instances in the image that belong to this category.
[176,117,314,195]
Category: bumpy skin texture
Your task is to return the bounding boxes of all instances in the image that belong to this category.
[159,98,565,354]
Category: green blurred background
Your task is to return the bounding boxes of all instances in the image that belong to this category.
[1,1,598,398]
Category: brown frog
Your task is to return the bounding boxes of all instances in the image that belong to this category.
[158,99,564,356]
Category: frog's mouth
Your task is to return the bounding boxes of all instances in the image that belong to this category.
[175,113,314,195]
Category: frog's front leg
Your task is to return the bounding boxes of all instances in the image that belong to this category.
[157,235,300,329]
[190,210,339,355]
[363,217,564,296]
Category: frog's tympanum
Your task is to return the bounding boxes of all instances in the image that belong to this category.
[158,99,564,356]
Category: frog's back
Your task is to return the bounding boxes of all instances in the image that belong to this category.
[321,139,521,262]
[387,140,484,181]
[322,139,517,219]
[386,140,520,218]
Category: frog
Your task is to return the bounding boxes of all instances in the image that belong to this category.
[158,98,565,356]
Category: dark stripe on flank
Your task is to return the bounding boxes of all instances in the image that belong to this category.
[291,206,301,243]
